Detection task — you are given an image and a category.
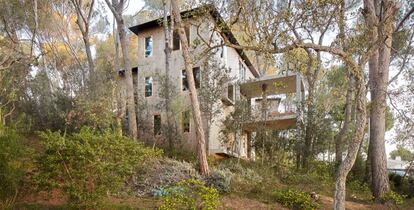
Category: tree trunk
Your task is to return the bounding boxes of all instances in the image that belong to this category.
[303,81,315,168]
[364,0,398,199]
[163,0,174,150]
[335,72,353,165]
[171,0,209,175]
[83,34,94,76]
[117,19,138,140]
[72,0,95,76]
[105,0,138,140]
[113,16,124,136]
[334,66,367,210]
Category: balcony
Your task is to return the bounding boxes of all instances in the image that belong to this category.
[239,73,305,131]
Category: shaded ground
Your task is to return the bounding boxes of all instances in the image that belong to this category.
[15,193,400,210]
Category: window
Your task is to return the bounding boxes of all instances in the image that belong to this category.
[220,40,224,58]
[182,70,188,91]
[145,37,153,57]
[227,84,234,102]
[239,61,246,81]
[173,27,190,51]
[182,67,200,91]
[145,77,152,97]
[182,110,190,133]
[193,67,200,89]
[154,115,161,135]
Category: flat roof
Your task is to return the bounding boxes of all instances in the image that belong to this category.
[128,5,259,78]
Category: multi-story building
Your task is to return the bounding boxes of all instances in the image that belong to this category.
[126,6,304,159]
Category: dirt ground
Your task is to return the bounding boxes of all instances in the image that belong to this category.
[16,191,408,210]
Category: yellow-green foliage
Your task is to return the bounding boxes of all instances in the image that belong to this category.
[272,188,319,210]
[380,191,405,206]
[159,179,220,210]
[35,128,162,204]
[0,126,29,208]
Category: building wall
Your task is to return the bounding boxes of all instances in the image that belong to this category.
[133,14,256,156]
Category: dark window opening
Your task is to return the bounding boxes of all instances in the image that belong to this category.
[182,67,200,91]
[193,67,200,89]
[239,61,246,81]
[182,70,188,91]
[145,77,152,97]
[173,27,190,51]
[154,115,161,135]
[182,111,190,133]
[145,37,153,57]
[220,40,224,58]
[227,84,234,102]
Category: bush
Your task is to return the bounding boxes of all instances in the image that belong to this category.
[159,179,220,210]
[132,158,199,196]
[380,191,405,206]
[203,169,232,194]
[0,127,29,208]
[389,173,414,198]
[35,128,162,204]
[347,180,374,201]
[272,188,319,210]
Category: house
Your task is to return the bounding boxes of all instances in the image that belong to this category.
[126,6,305,159]
[388,156,414,176]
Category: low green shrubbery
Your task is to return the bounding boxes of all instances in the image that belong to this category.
[380,191,405,206]
[159,179,220,210]
[35,128,162,205]
[132,158,199,196]
[0,126,30,209]
[347,180,374,201]
[203,169,232,194]
[389,173,414,198]
[272,188,319,210]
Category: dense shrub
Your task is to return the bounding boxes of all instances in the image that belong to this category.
[132,158,199,196]
[203,169,232,194]
[380,191,405,206]
[0,127,29,208]
[35,128,162,204]
[347,180,374,201]
[158,179,220,210]
[389,173,414,198]
[272,188,319,210]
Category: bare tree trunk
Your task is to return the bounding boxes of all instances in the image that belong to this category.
[71,0,95,76]
[334,67,367,210]
[113,16,124,136]
[335,71,353,164]
[364,0,398,199]
[105,0,138,140]
[171,0,209,175]
[163,0,174,151]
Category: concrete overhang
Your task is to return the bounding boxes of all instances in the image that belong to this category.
[240,73,305,98]
[242,113,297,132]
